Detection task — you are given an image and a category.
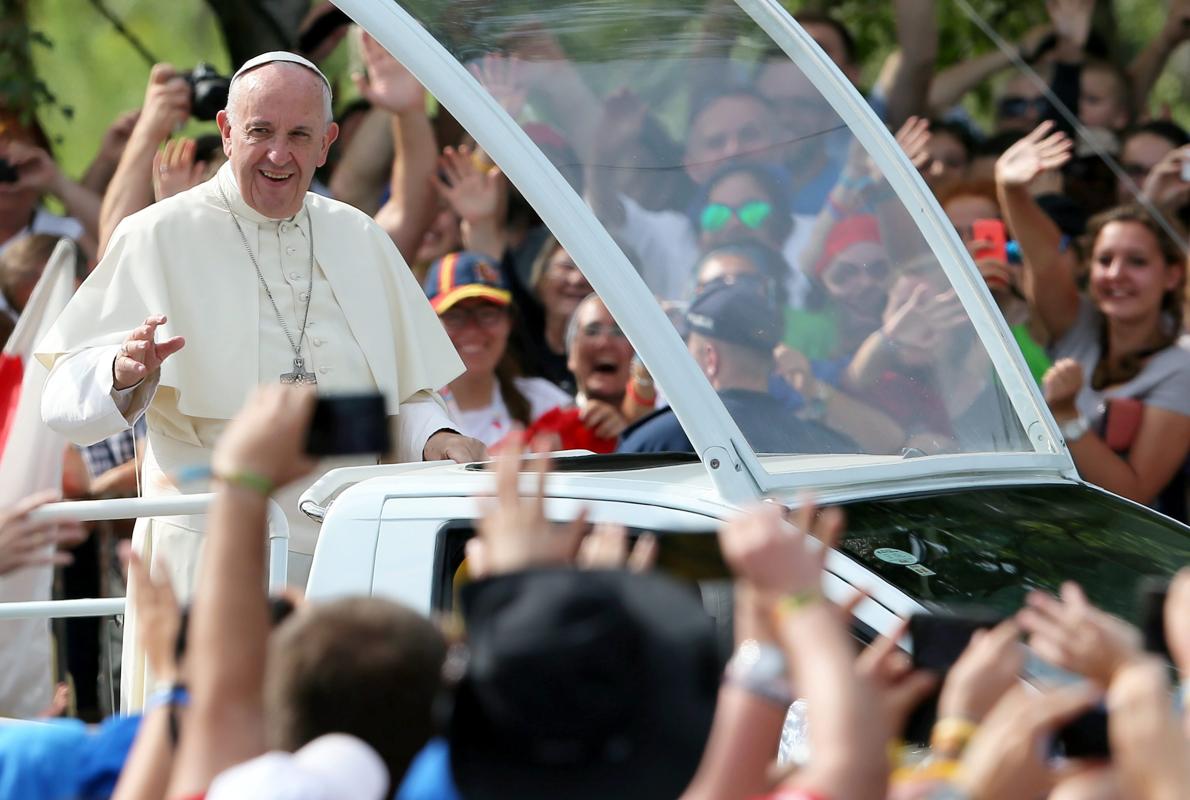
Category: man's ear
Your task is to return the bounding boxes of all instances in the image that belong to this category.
[216,110,233,158]
[317,122,340,168]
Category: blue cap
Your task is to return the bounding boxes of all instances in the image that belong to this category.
[685,275,782,352]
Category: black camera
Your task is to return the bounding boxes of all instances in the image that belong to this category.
[0,157,17,184]
[184,63,231,122]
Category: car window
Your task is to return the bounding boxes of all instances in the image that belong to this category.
[393,0,1034,464]
[834,483,1190,621]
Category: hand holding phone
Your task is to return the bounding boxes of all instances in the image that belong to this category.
[971,219,1009,266]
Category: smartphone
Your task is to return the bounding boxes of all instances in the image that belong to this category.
[909,609,1004,672]
[1100,397,1144,453]
[0,157,17,184]
[971,219,1008,264]
[305,393,391,456]
[1053,706,1111,759]
[1139,577,1171,660]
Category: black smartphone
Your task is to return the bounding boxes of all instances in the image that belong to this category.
[1139,577,1171,660]
[305,393,390,456]
[1053,705,1111,759]
[909,609,1004,672]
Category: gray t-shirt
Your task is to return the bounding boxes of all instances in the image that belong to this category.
[1050,297,1190,430]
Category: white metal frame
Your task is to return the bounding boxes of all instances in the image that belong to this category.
[0,495,290,620]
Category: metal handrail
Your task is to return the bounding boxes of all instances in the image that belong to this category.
[0,494,290,620]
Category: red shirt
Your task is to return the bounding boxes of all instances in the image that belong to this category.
[523,406,619,454]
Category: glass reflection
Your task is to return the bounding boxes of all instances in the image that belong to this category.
[400,0,1031,461]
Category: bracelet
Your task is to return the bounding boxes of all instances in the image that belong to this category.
[625,378,656,408]
[772,590,823,623]
[724,639,792,707]
[929,716,979,755]
[214,468,274,497]
[145,682,190,712]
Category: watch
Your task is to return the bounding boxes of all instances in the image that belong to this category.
[724,639,792,707]
[1059,414,1091,443]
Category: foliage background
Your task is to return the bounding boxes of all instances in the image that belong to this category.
[13,0,1190,180]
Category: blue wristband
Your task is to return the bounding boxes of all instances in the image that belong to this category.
[146,683,190,711]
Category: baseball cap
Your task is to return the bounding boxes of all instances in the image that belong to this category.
[685,275,782,353]
[448,569,720,800]
[206,733,389,800]
[423,251,511,314]
[812,213,882,278]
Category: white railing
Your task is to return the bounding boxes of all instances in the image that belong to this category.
[0,495,290,620]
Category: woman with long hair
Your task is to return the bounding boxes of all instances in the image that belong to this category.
[997,123,1190,518]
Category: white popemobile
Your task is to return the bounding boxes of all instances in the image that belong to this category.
[8,0,1189,665]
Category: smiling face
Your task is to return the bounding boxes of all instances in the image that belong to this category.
[699,172,783,250]
[217,63,338,219]
[567,296,634,404]
[536,246,593,322]
[1089,220,1182,326]
[821,240,891,327]
[684,96,776,184]
[441,298,512,377]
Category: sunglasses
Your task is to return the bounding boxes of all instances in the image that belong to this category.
[698,200,774,233]
[440,303,508,330]
[825,258,891,286]
[996,96,1049,120]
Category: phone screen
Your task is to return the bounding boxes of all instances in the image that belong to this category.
[305,393,391,456]
[971,218,1008,264]
[909,611,1003,672]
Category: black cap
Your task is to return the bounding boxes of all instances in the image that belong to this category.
[449,569,719,800]
[685,275,782,352]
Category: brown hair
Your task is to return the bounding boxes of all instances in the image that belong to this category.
[265,598,447,793]
[936,179,1000,213]
[1082,204,1187,388]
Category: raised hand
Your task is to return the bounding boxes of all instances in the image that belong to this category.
[576,523,657,572]
[1042,358,1084,420]
[579,398,629,440]
[1047,0,1095,57]
[468,54,528,119]
[894,116,931,172]
[431,144,506,224]
[995,121,1073,188]
[138,64,191,142]
[1107,658,1190,800]
[855,618,938,741]
[113,314,185,391]
[1140,144,1190,210]
[96,109,141,166]
[1018,581,1142,687]
[937,620,1025,727]
[152,138,207,201]
[210,384,317,491]
[0,140,63,195]
[0,490,87,576]
[469,433,587,578]
[717,500,843,600]
[352,32,426,115]
[881,279,967,352]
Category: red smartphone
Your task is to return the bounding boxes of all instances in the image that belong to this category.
[1101,397,1144,453]
[971,218,1008,264]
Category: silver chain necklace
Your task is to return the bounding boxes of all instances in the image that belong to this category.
[217,184,317,384]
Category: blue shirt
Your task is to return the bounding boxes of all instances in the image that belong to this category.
[0,714,141,800]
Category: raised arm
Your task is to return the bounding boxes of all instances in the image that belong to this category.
[98,64,191,258]
[994,122,1079,339]
[928,26,1052,115]
[432,144,508,261]
[166,386,316,798]
[355,32,439,262]
[877,0,938,128]
[1127,0,1190,118]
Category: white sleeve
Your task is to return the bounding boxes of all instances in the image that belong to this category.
[393,389,457,463]
[41,345,159,446]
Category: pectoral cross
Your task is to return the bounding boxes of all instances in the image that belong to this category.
[280,356,317,385]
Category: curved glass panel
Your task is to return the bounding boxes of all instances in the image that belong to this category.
[398,0,1031,458]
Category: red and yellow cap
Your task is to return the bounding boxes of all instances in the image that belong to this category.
[424,251,512,314]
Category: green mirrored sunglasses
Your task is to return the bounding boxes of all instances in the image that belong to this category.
[698,200,774,233]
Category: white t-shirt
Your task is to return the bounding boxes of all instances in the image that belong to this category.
[444,376,573,446]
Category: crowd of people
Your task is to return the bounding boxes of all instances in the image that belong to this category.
[0,0,1188,796]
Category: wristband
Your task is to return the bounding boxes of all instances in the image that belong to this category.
[724,639,792,707]
[772,590,823,623]
[146,682,190,711]
[625,378,656,408]
[929,716,978,755]
[214,468,275,497]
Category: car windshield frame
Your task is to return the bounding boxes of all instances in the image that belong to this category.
[335,0,1077,502]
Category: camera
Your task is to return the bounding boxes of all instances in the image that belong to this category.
[0,157,17,184]
[184,63,231,122]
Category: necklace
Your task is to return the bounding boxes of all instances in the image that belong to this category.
[217,184,317,384]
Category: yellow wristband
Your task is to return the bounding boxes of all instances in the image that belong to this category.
[930,716,978,755]
[772,590,823,622]
[215,469,274,497]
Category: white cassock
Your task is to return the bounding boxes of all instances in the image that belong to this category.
[35,163,464,710]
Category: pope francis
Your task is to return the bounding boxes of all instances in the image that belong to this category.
[35,52,482,709]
